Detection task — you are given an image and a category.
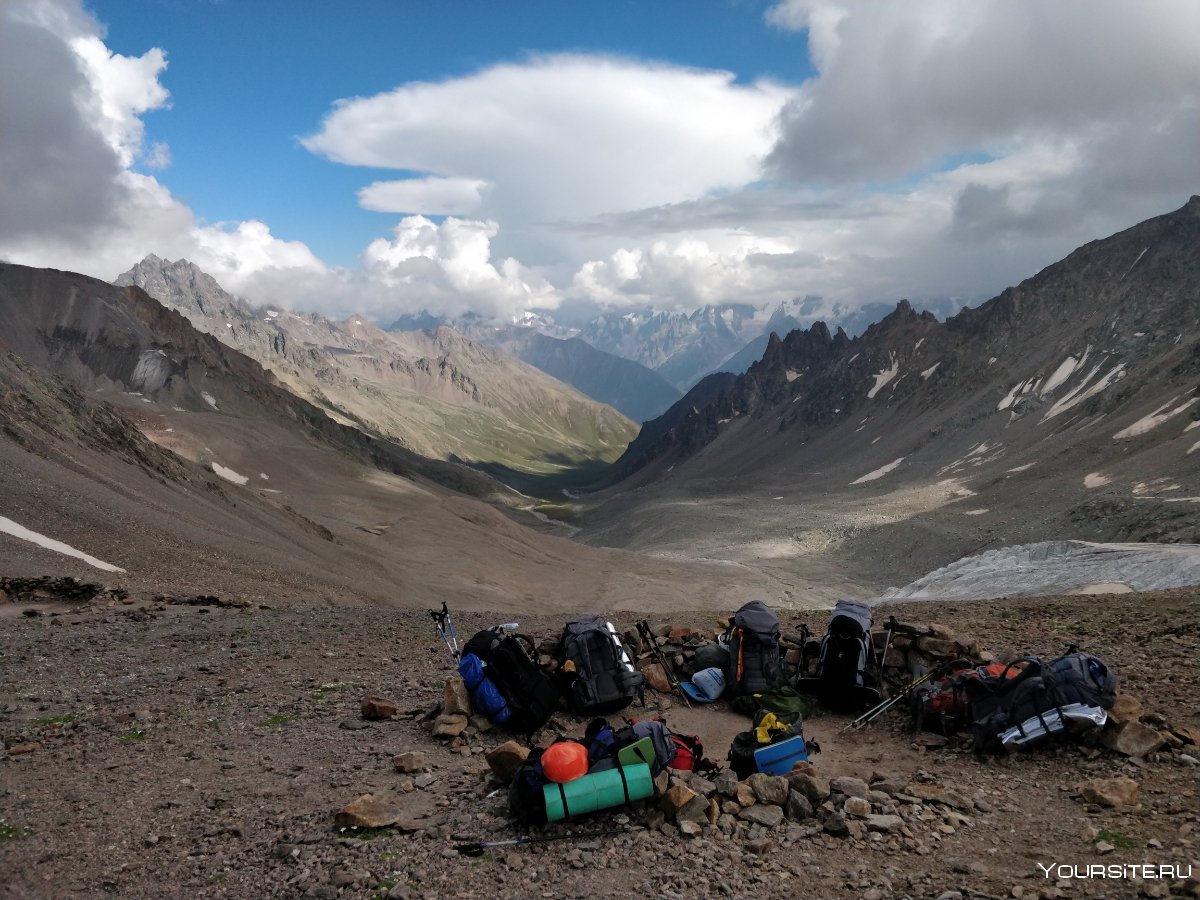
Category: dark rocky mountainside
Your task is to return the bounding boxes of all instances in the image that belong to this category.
[581,197,1200,595]
[0,264,501,499]
[615,197,1200,487]
[0,263,759,606]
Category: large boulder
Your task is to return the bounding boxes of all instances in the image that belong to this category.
[1079,777,1138,808]
[829,776,869,800]
[443,677,472,718]
[662,784,698,818]
[361,695,397,720]
[747,773,789,806]
[641,663,672,693]
[739,804,784,828]
[1103,721,1165,757]
[334,793,406,828]
[485,741,529,781]
[1106,692,1143,727]
[789,772,830,806]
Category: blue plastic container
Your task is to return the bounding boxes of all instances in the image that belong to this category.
[754,735,809,774]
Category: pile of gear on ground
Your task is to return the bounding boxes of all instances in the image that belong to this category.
[386,599,1195,847]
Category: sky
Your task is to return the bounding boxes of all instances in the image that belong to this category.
[1,0,1197,327]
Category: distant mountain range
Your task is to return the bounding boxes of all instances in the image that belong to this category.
[115,256,636,482]
[395,295,965,398]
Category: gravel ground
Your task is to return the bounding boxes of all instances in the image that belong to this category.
[1,589,1197,899]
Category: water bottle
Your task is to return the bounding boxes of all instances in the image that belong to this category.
[495,622,519,632]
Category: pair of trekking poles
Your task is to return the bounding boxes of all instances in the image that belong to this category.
[847,615,932,730]
[635,620,692,708]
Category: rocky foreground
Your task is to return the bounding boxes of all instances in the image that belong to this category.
[1,584,1197,899]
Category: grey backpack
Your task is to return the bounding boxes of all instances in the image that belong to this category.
[559,615,644,715]
[724,601,786,697]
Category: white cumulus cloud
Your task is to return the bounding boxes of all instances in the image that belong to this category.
[304,54,792,229]
[0,0,330,308]
[358,176,490,216]
[362,216,559,318]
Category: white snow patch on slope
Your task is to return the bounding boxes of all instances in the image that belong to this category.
[921,362,940,380]
[1189,440,1200,455]
[201,391,219,410]
[867,353,899,399]
[211,463,249,485]
[876,541,1200,601]
[1122,246,1149,279]
[963,509,989,516]
[785,370,801,383]
[1185,420,1200,432]
[851,457,904,484]
[1112,396,1198,440]
[0,515,124,573]
[1041,362,1126,422]
[1007,462,1037,473]
[997,378,1032,411]
[1084,472,1112,488]
[914,338,925,351]
[1042,353,1084,395]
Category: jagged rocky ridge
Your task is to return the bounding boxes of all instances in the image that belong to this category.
[610,196,1200,534]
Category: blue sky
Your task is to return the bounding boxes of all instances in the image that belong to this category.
[96,0,816,267]
[95,0,816,267]
[2,1,1197,324]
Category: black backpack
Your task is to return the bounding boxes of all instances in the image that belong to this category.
[724,601,786,697]
[462,629,560,734]
[559,615,644,716]
[971,652,1117,754]
[816,599,877,711]
[727,708,803,780]
[507,748,549,825]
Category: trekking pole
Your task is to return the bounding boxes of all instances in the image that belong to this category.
[636,621,692,708]
[794,623,813,678]
[878,616,897,688]
[453,827,627,857]
[847,666,941,730]
[429,601,460,661]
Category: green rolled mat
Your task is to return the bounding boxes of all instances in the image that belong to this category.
[542,762,653,822]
